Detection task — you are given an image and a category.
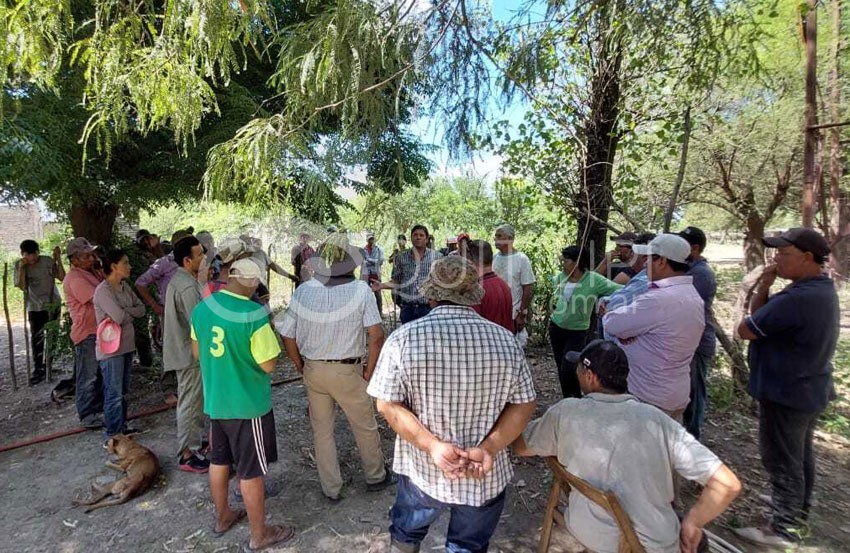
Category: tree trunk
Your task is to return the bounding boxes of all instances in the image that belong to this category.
[69,200,119,247]
[801,0,818,228]
[576,4,623,265]
[742,215,766,271]
[827,0,849,282]
[663,105,692,233]
[711,313,749,391]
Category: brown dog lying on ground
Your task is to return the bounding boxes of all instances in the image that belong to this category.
[73,434,160,512]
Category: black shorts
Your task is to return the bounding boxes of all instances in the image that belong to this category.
[210,410,277,479]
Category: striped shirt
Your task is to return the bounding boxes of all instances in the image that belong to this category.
[276,278,381,360]
[368,306,537,506]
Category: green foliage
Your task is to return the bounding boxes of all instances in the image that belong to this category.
[521,242,559,346]
[0,0,72,112]
[489,0,770,240]
[341,175,572,246]
[822,338,850,439]
[139,201,271,241]
[3,0,435,228]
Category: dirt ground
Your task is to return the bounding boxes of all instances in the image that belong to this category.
[1,286,849,552]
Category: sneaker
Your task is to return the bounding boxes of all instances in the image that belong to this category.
[733,526,797,549]
[80,416,104,430]
[366,471,398,492]
[179,452,210,474]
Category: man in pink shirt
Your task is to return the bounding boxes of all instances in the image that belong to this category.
[63,237,105,429]
[602,234,705,421]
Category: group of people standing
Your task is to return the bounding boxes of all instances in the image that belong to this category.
[11,220,840,551]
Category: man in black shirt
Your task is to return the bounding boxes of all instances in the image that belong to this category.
[735,228,839,548]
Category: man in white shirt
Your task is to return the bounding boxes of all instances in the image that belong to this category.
[492,224,536,347]
[513,339,741,553]
[278,234,393,501]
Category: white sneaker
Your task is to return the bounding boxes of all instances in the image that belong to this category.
[733,527,796,549]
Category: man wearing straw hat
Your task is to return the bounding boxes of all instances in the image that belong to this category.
[368,256,536,553]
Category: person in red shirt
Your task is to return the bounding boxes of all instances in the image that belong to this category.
[464,240,514,332]
[63,237,105,429]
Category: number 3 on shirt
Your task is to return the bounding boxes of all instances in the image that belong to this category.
[210,326,226,357]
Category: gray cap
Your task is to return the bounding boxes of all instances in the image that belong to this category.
[67,237,96,257]
[494,224,515,238]
[217,238,250,264]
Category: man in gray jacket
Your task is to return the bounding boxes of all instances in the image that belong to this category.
[164,235,209,473]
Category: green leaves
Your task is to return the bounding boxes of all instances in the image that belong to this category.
[72,1,272,160]
[0,0,72,114]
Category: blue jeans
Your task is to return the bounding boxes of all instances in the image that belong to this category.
[683,351,713,440]
[75,335,103,422]
[100,352,134,437]
[390,475,506,553]
[400,305,431,324]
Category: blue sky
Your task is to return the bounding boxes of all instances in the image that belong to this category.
[408,0,543,181]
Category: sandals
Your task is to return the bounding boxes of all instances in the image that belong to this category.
[248,525,295,551]
[211,508,247,537]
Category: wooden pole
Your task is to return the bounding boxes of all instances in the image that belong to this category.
[801,0,819,228]
[2,263,18,391]
[827,0,847,281]
[22,289,31,385]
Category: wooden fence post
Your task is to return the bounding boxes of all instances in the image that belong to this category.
[2,263,18,391]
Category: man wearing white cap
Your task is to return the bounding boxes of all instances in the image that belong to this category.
[602,234,705,421]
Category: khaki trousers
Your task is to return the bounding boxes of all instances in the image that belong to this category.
[175,364,206,456]
[303,360,386,497]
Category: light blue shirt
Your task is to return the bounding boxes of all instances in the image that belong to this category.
[600,269,649,340]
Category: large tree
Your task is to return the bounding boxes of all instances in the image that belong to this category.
[484,0,763,259]
[0,0,432,240]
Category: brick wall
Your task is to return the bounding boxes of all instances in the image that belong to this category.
[0,202,43,254]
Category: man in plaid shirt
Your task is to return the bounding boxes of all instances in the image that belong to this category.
[368,256,537,553]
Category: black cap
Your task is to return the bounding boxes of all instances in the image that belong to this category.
[564,339,630,389]
[610,231,638,245]
[678,226,707,249]
[634,232,656,246]
[135,229,151,244]
[762,227,830,258]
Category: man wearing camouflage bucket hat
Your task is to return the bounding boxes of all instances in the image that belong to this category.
[368,256,537,553]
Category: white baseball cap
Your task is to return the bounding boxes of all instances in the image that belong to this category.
[633,234,691,264]
[228,258,266,285]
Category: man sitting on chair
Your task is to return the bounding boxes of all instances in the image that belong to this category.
[512,340,741,553]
